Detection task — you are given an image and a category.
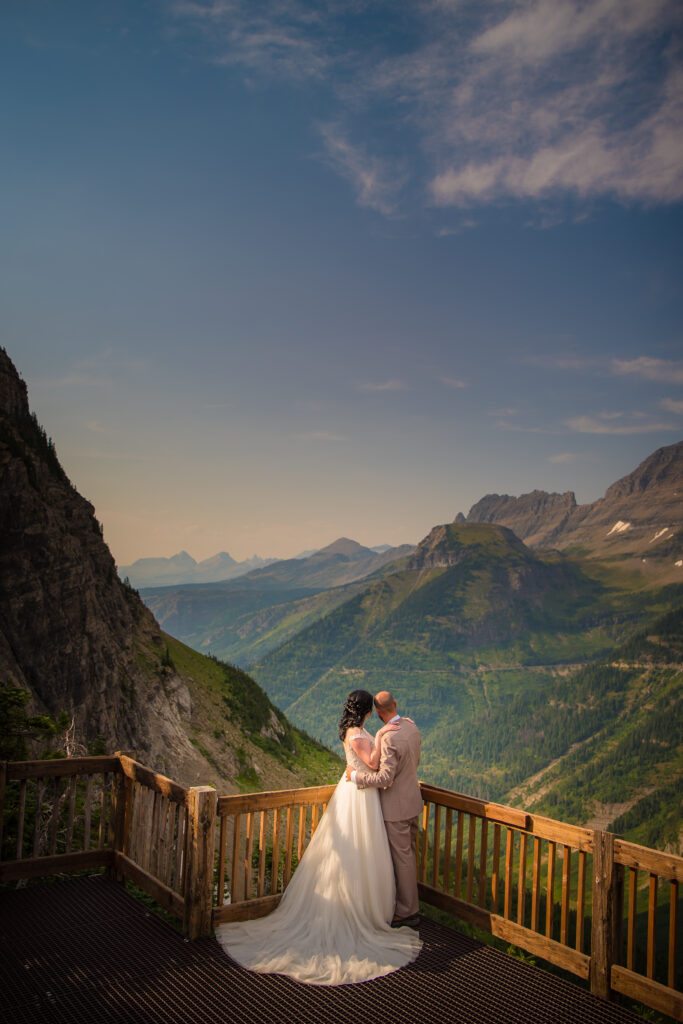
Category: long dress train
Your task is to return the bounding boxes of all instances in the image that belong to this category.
[215,728,422,985]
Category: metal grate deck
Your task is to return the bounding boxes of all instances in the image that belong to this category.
[0,874,642,1024]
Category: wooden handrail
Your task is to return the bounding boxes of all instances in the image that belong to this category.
[419,783,529,830]
[118,754,188,805]
[615,838,683,882]
[217,783,336,816]
[5,756,120,780]
[1,755,680,1020]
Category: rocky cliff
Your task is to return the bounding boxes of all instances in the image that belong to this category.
[464,490,577,548]
[0,348,340,789]
[465,441,683,571]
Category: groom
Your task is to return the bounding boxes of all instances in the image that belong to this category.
[346,690,423,928]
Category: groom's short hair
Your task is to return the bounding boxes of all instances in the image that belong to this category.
[374,691,395,711]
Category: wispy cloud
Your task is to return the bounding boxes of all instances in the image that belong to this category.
[172,0,329,80]
[490,407,518,417]
[85,419,109,434]
[495,420,550,434]
[172,0,683,214]
[440,375,468,388]
[548,451,578,463]
[660,397,683,414]
[318,122,406,216]
[565,412,676,434]
[427,1,683,206]
[356,378,409,392]
[612,357,683,384]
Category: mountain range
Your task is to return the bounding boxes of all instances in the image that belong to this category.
[1,342,680,852]
[250,515,681,849]
[117,550,278,588]
[0,347,341,792]
[141,538,413,665]
[462,440,683,579]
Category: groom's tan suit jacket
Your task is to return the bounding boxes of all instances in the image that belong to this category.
[354,717,422,917]
[354,718,422,821]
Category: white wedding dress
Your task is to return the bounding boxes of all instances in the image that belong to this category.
[215,727,422,985]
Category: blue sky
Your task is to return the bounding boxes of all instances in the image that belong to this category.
[3,0,682,563]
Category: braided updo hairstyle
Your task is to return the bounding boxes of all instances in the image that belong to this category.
[338,689,374,743]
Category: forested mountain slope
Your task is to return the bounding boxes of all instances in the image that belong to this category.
[142,539,413,665]
[252,523,682,848]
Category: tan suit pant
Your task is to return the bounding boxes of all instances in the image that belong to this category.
[384,815,420,918]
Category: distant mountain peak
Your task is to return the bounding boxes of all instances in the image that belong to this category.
[316,537,373,558]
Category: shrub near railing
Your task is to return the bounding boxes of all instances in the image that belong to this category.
[0,756,120,880]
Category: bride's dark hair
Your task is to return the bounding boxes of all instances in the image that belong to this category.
[338,689,374,742]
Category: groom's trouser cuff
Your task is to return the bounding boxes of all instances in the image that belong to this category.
[385,816,420,918]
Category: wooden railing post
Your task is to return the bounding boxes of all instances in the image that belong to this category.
[110,753,132,882]
[183,786,218,939]
[591,830,621,1001]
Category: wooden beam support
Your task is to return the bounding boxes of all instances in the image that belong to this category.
[183,786,217,940]
[590,830,619,1001]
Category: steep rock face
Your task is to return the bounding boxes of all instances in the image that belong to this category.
[0,348,341,789]
[465,442,683,566]
[0,348,197,768]
[465,490,577,547]
[409,521,531,570]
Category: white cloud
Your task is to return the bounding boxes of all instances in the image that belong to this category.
[490,407,518,417]
[440,375,468,388]
[548,452,578,463]
[318,123,406,216]
[172,0,683,213]
[612,357,683,384]
[172,0,329,80]
[356,379,409,392]
[565,413,676,434]
[660,398,683,414]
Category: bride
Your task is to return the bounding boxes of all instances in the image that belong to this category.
[215,689,422,985]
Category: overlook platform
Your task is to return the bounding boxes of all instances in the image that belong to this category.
[0,874,642,1024]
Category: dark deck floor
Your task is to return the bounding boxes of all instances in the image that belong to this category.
[0,874,642,1024]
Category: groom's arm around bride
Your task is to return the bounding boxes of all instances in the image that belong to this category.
[346,691,423,926]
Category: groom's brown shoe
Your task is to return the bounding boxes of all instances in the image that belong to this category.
[391,914,420,929]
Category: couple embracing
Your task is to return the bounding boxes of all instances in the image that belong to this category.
[216,689,423,985]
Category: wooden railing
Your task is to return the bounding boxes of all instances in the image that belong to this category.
[213,784,336,925]
[0,757,680,1020]
[418,784,682,1022]
[0,756,119,880]
[611,836,682,1021]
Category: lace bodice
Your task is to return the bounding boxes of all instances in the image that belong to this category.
[344,726,373,771]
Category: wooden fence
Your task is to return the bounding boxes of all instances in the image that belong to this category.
[0,756,680,1020]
